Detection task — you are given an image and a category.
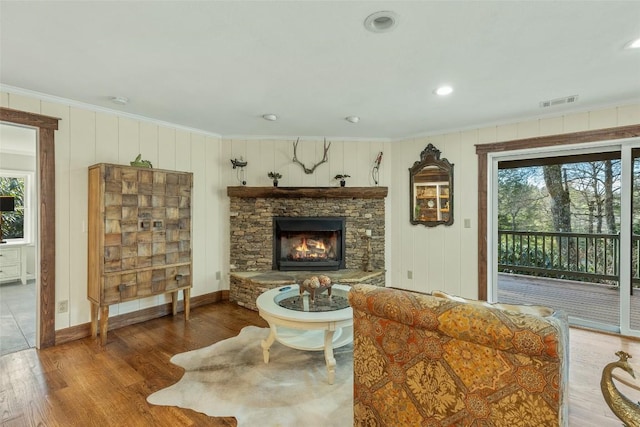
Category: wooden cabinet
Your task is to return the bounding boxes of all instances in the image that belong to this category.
[414,182,450,222]
[88,163,192,345]
[0,245,27,284]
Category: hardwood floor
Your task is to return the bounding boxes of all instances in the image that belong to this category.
[0,301,638,426]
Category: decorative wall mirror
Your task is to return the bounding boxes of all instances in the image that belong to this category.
[409,143,454,226]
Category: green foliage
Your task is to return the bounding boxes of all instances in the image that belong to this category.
[0,177,24,239]
[499,156,640,287]
[499,160,631,234]
[498,167,551,231]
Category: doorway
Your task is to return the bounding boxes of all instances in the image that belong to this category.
[621,144,640,334]
[0,107,58,349]
[494,149,627,331]
[488,140,640,337]
[0,123,38,355]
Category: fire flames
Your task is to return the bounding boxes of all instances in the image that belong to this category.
[292,238,328,259]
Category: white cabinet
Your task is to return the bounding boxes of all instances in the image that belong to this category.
[0,245,27,284]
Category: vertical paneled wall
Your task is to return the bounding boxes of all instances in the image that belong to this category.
[2,87,638,331]
[221,138,389,188]
[389,105,640,299]
[1,91,225,329]
[220,137,392,284]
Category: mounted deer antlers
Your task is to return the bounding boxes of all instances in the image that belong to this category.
[292,138,331,174]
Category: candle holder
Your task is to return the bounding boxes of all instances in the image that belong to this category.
[361,234,373,272]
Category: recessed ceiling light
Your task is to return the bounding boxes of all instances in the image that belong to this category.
[624,37,640,49]
[364,11,398,33]
[435,86,453,96]
[345,116,360,123]
[110,96,129,105]
[262,113,278,121]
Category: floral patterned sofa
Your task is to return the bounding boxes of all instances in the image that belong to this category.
[348,284,569,427]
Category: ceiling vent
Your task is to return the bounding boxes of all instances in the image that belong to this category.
[539,95,579,108]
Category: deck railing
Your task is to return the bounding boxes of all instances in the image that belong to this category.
[498,230,640,286]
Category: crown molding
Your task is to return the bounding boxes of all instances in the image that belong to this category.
[1,85,222,139]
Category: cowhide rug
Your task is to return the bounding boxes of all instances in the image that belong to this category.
[147,326,353,427]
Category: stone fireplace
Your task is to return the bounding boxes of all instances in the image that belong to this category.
[227,186,387,309]
[273,216,346,271]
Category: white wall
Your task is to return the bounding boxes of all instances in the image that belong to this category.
[1,91,226,330]
[2,88,639,330]
[388,104,640,299]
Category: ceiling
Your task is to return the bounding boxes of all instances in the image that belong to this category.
[1,1,639,141]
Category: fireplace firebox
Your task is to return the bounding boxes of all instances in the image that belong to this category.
[273,217,346,271]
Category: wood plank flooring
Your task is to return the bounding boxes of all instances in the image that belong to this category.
[0,301,638,426]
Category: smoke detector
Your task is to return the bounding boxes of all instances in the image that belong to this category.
[110,96,129,106]
[364,11,398,33]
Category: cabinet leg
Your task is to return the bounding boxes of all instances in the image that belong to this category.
[90,303,98,338]
[99,306,109,346]
[171,292,178,316]
[183,288,190,320]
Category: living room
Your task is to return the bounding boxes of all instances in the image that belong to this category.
[1,1,639,426]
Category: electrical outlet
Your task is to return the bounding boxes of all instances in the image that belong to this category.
[57,300,68,314]
[407,270,413,279]
[216,271,221,280]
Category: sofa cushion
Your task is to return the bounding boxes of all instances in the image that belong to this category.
[349,284,569,426]
[431,290,554,317]
[349,284,563,359]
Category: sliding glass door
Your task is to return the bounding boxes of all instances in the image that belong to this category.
[621,143,640,336]
[489,138,640,337]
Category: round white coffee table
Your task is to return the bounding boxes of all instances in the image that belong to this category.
[256,284,353,385]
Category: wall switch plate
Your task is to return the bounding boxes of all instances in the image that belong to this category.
[216,271,221,280]
[407,270,413,279]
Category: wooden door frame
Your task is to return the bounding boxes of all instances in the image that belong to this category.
[0,107,59,348]
[475,124,640,301]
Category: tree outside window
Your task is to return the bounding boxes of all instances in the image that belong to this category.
[0,176,25,240]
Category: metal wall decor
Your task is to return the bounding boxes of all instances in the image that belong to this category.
[230,157,248,185]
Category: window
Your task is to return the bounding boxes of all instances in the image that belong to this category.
[0,170,33,243]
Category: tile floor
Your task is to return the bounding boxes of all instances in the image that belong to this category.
[0,279,36,356]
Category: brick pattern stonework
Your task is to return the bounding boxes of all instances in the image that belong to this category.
[229,196,385,271]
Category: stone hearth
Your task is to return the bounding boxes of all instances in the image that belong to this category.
[230,269,385,311]
[227,186,388,309]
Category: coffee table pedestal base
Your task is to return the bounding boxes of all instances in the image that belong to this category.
[257,285,353,385]
[261,324,352,385]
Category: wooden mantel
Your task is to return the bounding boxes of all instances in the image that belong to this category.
[227,186,388,199]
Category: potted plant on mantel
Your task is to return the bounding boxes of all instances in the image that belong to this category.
[334,174,351,187]
[268,171,283,187]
